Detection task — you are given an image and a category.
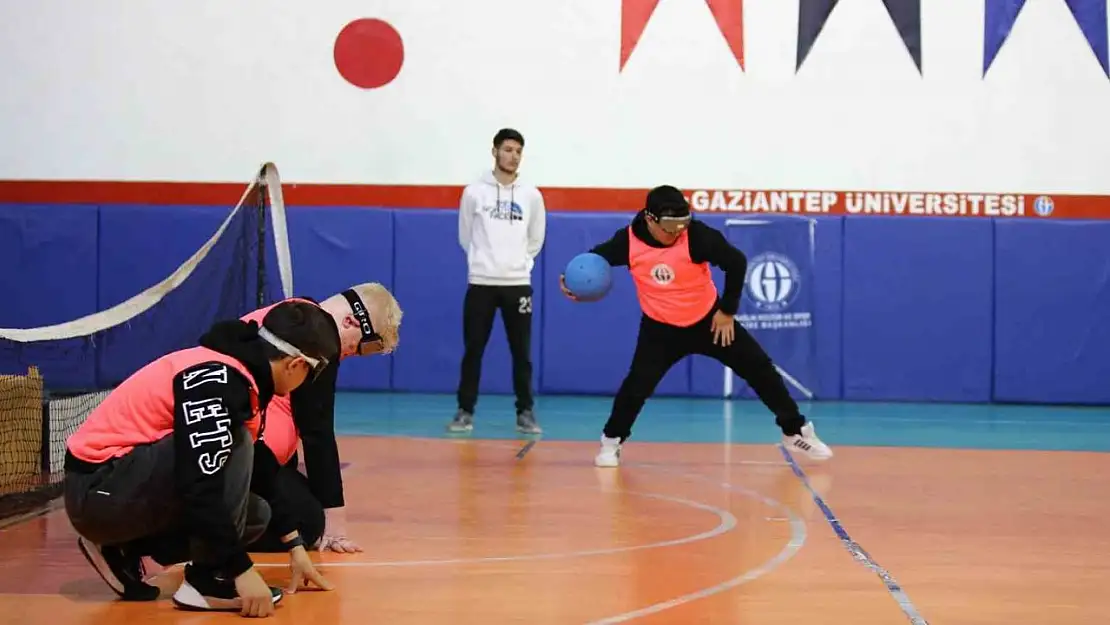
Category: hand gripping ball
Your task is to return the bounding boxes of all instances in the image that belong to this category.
[563,253,612,302]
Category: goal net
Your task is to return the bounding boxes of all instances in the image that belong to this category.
[0,163,294,522]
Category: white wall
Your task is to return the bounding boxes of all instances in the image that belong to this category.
[0,0,1107,194]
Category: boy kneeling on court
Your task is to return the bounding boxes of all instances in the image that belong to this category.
[63,300,338,617]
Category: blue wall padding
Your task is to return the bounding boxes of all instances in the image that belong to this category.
[841,217,994,402]
[0,203,100,389]
[95,205,230,386]
[813,217,844,399]
[3,201,1109,406]
[96,205,230,310]
[688,215,842,401]
[540,213,690,396]
[993,220,1110,404]
[283,207,394,392]
[390,210,544,400]
[0,204,100,328]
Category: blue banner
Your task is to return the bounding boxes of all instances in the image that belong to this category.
[725,216,818,400]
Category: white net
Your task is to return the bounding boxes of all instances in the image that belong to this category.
[0,163,294,519]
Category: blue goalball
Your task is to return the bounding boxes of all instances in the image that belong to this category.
[563,252,612,302]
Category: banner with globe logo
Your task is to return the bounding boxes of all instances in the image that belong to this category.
[726,217,817,400]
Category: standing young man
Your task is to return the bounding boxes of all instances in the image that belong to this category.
[559,185,833,467]
[450,128,546,435]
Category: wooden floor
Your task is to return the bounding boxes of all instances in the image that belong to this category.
[1,431,1108,624]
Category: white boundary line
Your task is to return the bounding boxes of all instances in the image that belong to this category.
[588,463,808,624]
[246,434,809,624]
[253,490,737,568]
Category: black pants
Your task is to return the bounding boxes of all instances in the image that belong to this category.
[64,425,269,569]
[246,464,326,552]
[603,312,807,440]
[457,284,534,414]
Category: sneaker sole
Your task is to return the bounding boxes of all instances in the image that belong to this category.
[594,453,621,468]
[785,443,833,461]
[77,537,125,596]
[172,580,284,612]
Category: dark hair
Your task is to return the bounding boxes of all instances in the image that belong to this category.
[259,300,340,364]
[493,128,524,148]
[645,185,690,217]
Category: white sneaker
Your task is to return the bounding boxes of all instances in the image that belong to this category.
[594,436,622,467]
[783,422,833,461]
[172,564,283,612]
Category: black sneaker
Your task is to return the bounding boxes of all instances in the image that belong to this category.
[77,536,160,601]
[172,563,284,612]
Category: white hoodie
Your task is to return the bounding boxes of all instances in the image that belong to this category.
[458,170,546,286]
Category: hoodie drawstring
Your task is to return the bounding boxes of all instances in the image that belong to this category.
[495,179,516,221]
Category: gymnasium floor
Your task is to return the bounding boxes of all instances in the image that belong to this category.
[2,391,1109,624]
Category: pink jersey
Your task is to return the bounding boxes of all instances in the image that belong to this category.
[66,347,263,464]
[628,226,719,327]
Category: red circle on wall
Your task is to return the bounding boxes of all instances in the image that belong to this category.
[333,18,405,89]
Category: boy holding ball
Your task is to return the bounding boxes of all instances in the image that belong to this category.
[560,185,832,467]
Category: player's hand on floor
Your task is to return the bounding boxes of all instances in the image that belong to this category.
[711,310,735,346]
[319,534,363,553]
[234,567,276,618]
[559,275,579,301]
[287,545,335,593]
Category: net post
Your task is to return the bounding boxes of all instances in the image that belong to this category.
[256,167,267,308]
[40,390,51,475]
[0,166,288,524]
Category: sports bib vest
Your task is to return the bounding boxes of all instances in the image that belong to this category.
[627,226,718,327]
[67,347,264,464]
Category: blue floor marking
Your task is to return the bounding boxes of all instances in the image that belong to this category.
[333,391,1110,621]
[779,444,929,624]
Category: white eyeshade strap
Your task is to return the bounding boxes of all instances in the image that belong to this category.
[257,326,320,368]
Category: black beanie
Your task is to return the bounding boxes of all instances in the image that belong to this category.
[645,185,690,218]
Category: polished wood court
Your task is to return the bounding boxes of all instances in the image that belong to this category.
[1,435,1108,624]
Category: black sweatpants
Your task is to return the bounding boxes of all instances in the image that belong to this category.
[64,425,269,568]
[603,311,807,440]
[457,284,534,414]
[247,463,325,552]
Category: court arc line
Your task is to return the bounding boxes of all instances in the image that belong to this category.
[256,491,737,569]
[586,463,808,624]
[288,432,807,623]
[778,445,930,625]
[321,435,808,625]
